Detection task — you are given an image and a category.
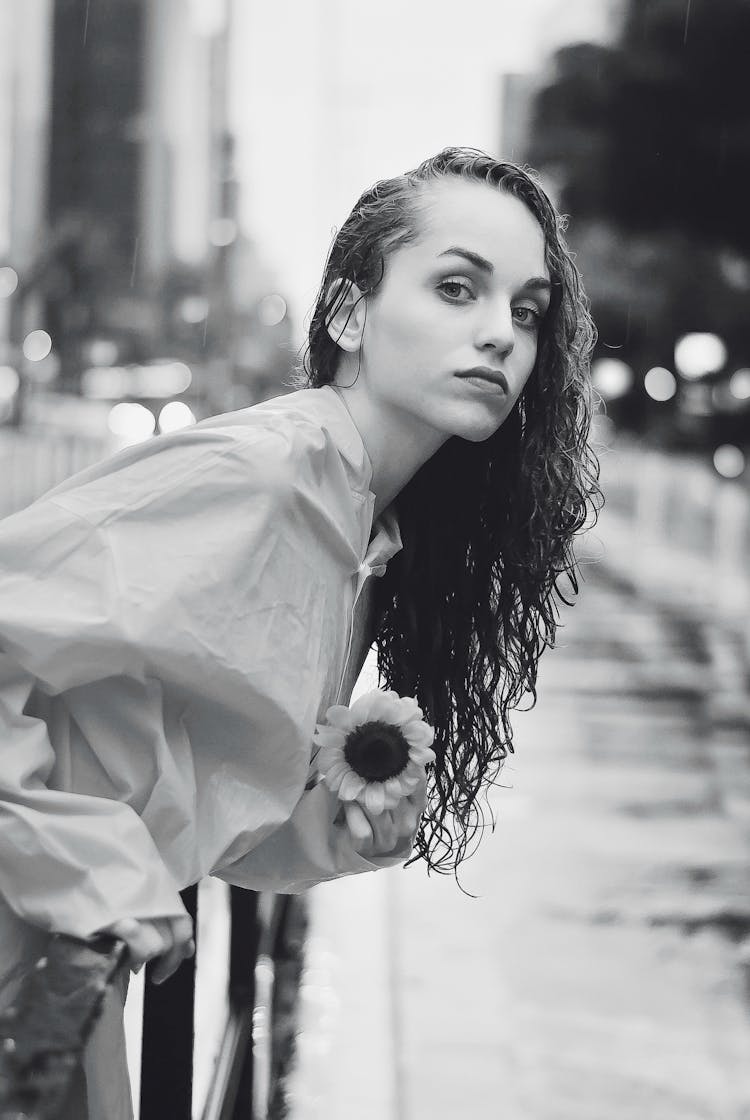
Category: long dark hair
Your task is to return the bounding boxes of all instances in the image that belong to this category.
[297,147,601,880]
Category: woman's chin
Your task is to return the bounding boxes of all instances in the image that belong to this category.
[448,413,508,444]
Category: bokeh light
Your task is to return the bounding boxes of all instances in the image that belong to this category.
[258,294,287,328]
[591,358,633,400]
[0,267,19,298]
[729,368,750,401]
[208,218,237,247]
[0,366,20,398]
[108,402,156,442]
[85,339,119,367]
[644,366,677,402]
[81,367,130,399]
[22,329,52,362]
[138,361,192,397]
[159,401,197,433]
[179,296,210,324]
[674,333,727,380]
[713,444,745,479]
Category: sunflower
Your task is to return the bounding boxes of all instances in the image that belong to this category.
[312,689,435,816]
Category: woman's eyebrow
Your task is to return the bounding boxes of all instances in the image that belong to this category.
[438,247,494,273]
[437,248,551,297]
[521,277,552,296]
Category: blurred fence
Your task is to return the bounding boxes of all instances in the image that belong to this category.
[0,427,108,518]
[597,438,749,622]
[587,437,750,724]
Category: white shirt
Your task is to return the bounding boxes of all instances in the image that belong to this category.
[0,386,406,946]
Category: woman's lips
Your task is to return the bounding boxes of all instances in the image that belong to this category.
[456,367,509,392]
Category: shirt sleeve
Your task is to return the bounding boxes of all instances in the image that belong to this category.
[213,779,416,894]
[0,502,189,939]
[0,420,342,938]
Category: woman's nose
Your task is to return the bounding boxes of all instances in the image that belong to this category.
[474,302,515,358]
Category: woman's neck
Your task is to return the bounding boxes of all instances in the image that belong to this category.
[330,383,447,519]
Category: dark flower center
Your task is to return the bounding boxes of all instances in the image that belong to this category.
[343,720,410,782]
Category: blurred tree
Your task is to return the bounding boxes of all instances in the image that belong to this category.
[528,0,750,251]
[526,0,750,442]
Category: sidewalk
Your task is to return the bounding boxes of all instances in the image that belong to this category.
[284,518,750,1119]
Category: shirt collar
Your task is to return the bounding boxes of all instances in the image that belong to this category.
[315,386,403,570]
[309,384,376,494]
[365,504,402,575]
[253,384,403,570]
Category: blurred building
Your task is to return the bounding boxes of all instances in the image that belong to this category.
[499,73,540,166]
[46,0,238,397]
[0,0,293,429]
[0,0,54,419]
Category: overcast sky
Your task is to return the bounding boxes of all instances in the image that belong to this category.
[228,0,616,337]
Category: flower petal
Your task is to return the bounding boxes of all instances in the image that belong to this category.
[323,705,358,731]
[368,690,405,723]
[346,692,378,725]
[317,752,351,779]
[322,764,349,794]
[407,743,436,766]
[327,757,350,778]
[349,688,402,725]
[313,727,347,750]
[339,771,367,801]
[382,777,404,809]
[359,688,416,727]
[315,746,346,772]
[398,696,421,719]
[399,766,422,793]
[401,721,435,749]
[363,782,387,815]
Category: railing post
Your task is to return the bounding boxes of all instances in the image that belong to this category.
[139,885,199,1120]
[228,888,261,1119]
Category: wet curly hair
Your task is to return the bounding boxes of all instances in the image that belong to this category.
[296,147,601,882]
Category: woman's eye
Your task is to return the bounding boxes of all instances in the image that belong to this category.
[438,279,474,302]
[512,305,541,327]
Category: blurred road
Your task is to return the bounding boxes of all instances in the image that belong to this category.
[288,564,750,1120]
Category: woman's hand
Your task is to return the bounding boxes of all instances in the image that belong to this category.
[100,915,195,984]
[344,777,427,857]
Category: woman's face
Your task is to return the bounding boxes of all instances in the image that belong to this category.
[339,178,551,445]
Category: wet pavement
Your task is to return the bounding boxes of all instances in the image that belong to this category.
[285,549,750,1118]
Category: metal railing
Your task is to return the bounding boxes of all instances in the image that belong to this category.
[0,886,300,1120]
[140,885,297,1120]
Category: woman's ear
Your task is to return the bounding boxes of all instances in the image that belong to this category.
[325,279,367,352]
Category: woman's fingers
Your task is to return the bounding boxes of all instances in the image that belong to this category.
[150,916,195,985]
[104,918,160,971]
[344,800,373,845]
[101,915,194,981]
[396,798,419,837]
[370,809,397,852]
[344,770,429,855]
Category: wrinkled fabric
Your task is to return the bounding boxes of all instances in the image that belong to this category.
[0,385,405,952]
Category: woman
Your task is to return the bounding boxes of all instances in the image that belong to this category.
[0,147,599,1117]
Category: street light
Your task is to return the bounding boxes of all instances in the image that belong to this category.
[22,329,52,362]
[674,333,727,380]
[591,357,633,401]
[713,444,745,479]
[0,267,18,298]
[644,366,677,402]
